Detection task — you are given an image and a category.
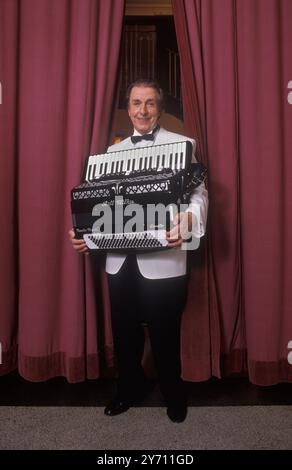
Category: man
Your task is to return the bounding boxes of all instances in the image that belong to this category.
[70,79,208,422]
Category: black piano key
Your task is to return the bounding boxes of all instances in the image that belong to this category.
[87,165,92,181]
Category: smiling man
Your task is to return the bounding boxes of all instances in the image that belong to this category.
[70,79,208,423]
[127,82,162,134]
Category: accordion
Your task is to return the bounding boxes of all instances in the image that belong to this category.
[71,141,206,251]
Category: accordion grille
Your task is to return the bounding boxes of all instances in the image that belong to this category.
[84,231,168,250]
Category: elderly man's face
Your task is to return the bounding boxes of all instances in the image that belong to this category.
[128,86,161,135]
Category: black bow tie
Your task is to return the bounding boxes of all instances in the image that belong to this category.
[131,133,155,144]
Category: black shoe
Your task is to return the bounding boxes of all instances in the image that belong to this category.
[166,400,187,423]
[104,396,130,416]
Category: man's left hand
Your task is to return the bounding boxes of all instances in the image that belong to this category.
[165,212,193,248]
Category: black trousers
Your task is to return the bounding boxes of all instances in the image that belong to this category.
[108,255,188,403]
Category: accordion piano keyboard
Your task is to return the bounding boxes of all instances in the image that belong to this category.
[85,142,188,181]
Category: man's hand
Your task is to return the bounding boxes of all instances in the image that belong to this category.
[165,212,193,248]
[68,229,89,254]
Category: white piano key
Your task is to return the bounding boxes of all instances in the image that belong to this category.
[97,153,105,177]
[85,163,91,181]
[128,151,133,172]
[109,152,115,174]
[118,155,123,173]
[124,154,128,172]
[181,142,186,168]
[92,154,98,165]
[156,151,161,170]
[169,152,173,170]
[92,154,99,178]
[173,148,177,169]
[126,154,131,173]
[141,149,145,169]
[127,149,134,173]
[139,147,144,170]
[161,144,168,169]
[129,149,135,171]
[102,152,108,173]
[116,151,121,172]
[148,149,153,169]
[174,148,178,169]
[106,152,114,174]
[171,143,178,170]
[176,142,182,169]
[140,147,146,170]
[96,161,103,178]
[112,151,118,174]
[159,144,165,169]
[134,148,141,171]
[131,155,136,172]
[145,146,151,169]
[140,147,150,169]
[87,155,96,180]
[120,151,126,173]
[91,163,96,179]
[114,153,120,173]
[152,145,159,169]
[107,153,112,173]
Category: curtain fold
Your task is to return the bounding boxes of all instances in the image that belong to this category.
[0,0,19,375]
[0,0,124,382]
[173,0,292,384]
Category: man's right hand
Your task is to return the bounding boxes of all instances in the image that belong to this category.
[68,229,89,254]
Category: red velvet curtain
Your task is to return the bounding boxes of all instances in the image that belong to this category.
[173,0,292,384]
[0,0,124,382]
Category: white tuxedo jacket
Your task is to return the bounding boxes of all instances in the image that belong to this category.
[105,127,208,279]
